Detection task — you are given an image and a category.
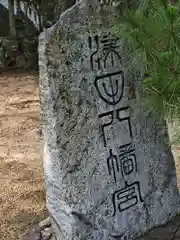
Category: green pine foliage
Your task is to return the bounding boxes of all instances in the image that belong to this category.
[114,0,180,121]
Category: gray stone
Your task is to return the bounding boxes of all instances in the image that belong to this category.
[41,227,52,240]
[39,0,180,239]
[39,217,51,230]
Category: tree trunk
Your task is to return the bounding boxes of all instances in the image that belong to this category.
[8,0,16,37]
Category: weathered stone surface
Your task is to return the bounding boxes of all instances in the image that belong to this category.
[41,227,52,240]
[39,217,51,230]
[39,0,180,239]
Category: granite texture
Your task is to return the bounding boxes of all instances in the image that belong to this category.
[39,1,180,239]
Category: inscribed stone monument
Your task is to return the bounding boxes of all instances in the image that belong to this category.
[39,1,180,239]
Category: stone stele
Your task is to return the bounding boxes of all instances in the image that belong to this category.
[39,0,180,239]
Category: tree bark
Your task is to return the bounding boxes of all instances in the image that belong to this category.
[8,0,16,37]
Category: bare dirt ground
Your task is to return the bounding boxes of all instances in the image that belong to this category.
[0,72,47,240]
